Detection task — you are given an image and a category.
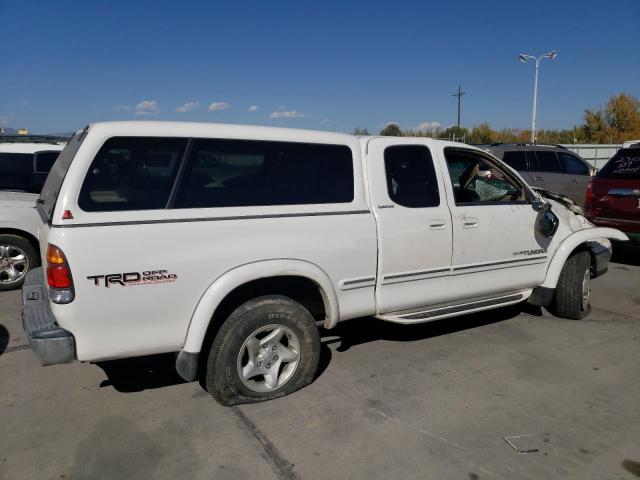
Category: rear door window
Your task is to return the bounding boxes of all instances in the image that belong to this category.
[501,151,527,171]
[384,145,439,208]
[78,137,187,211]
[173,139,354,208]
[530,150,562,173]
[598,149,640,179]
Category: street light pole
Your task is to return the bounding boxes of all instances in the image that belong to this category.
[531,60,539,144]
[519,51,557,143]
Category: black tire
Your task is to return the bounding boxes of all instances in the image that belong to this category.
[550,251,592,320]
[205,295,321,406]
[0,234,39,292]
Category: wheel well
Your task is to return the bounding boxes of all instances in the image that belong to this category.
[0,228,40,257]
[197,276,326,378]
[571,243,597,275]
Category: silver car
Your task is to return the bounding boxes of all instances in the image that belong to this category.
[486,143,596,205]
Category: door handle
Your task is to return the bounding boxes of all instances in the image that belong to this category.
[532,176,543,181]
[571,179,578,183]
[462,217,479,229]
[429,219,447,230]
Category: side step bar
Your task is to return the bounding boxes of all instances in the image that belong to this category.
[377,291,530,324]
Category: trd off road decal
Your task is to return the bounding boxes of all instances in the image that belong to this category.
[87,270,177,287]
[512,248,547,256]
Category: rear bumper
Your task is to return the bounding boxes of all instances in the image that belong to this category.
[21,267,75,365]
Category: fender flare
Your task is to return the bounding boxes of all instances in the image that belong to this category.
[181,259,340,354]
[541,227,628,289]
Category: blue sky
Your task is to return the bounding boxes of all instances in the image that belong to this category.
[1,0,638,134]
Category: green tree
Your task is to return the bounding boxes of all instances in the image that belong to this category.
[468,123,497,144]
[380,123,402,136]
[442,125,468,141]
[352,127,371,135]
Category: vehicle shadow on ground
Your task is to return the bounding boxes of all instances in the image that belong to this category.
[611,243,640,267]
[96,353,187,392]
[96,303,534,394]
[0,324,8,355]
[320,302,535,354]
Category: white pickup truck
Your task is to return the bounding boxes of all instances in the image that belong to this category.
[22,121,627,405]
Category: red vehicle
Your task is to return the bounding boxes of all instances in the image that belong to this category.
[585,145,640,245]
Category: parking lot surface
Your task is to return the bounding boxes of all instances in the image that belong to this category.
[1,253,639,480]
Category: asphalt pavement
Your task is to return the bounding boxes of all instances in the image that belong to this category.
[1,249,639,480]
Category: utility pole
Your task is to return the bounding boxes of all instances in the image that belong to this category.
[452,85,466,128]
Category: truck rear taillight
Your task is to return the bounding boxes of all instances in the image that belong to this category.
[46,244,75,303]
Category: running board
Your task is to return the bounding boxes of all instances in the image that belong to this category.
[376,291,530,324]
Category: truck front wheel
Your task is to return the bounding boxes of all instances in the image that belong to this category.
[550,251,592,320]
[205,295,321,406]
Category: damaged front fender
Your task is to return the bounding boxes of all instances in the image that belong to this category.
[540,227,628,289]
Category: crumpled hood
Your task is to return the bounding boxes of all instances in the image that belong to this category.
[0,191,38,208]
[544,197,594,233]
[532,187,584,215]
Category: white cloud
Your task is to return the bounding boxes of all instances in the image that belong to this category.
[134,100,159,116]
[114,105,131,112]
[209,102,231,111]
[322,118,330,123]
[248,105,259,112]
[269,110,309,119]
[0,115,10,126]
[177,101,199,113]
[418,121,442,131]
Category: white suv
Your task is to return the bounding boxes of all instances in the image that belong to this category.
[22,122,626,405]
[0,140,64,290]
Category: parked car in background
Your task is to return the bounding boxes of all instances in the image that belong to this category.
[585,145,640,245]
[487,143,595,205]
[0,138,65,290]
[621,140,640,149]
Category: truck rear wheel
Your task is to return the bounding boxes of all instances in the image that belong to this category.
[205,295,321,406]
[550,251,592,320]
[0,234,39,292]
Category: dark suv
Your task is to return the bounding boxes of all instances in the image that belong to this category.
[486,143,595,205]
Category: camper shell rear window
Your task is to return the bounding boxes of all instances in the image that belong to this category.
[77,136,355,212]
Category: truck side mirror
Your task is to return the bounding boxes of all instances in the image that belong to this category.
[532,198,550,212]
[538,210,559,238]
